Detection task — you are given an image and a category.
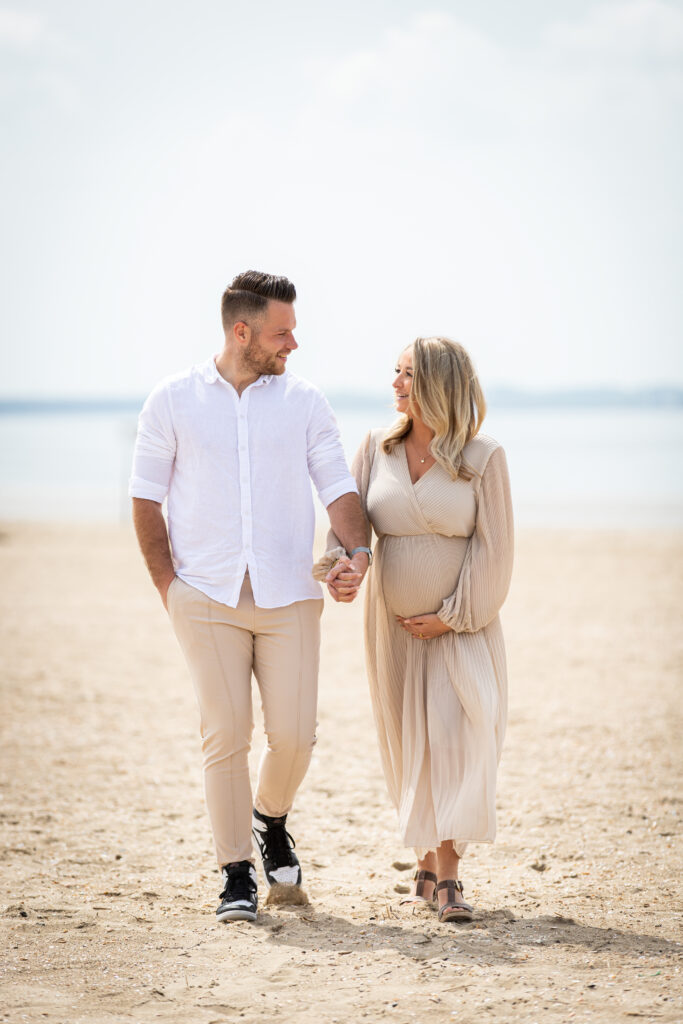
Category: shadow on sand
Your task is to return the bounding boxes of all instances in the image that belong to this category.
[250,903,681,966]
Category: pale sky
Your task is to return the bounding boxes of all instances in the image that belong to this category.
[1,0,682,398]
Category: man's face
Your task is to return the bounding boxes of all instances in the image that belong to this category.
[241,300,298,376]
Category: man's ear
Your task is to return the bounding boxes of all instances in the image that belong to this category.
[232,320,250,346]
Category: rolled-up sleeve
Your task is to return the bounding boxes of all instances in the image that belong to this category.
[306,391,357,507]
[129,384,176,502]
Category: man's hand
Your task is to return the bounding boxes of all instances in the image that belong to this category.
[325,554,368,603]
[396,612,452,639]
[160,573,177,611]
[325,492,370,603]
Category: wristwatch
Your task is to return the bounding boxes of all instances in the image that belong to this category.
[349,546,373,565]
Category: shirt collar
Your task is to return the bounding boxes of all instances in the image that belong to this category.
[200,357,219,383]
[201,357,274,389]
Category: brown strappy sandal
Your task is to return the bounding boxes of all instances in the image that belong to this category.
[436,879,474,922]
[399,869,437,906]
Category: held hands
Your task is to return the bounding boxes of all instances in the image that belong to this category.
[325,555,368,603]
[396,613,452,640]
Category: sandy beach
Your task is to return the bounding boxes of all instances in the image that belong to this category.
[1,522,681,1024]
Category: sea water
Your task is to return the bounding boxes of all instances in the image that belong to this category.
[0,403,681,528]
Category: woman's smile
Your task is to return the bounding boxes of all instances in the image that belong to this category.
[393,349,414,410]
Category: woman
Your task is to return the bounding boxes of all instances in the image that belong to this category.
[316,337,513,922]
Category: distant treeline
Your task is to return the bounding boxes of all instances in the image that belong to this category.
[0,388,682,415]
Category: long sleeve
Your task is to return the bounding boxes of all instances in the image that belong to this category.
[437,445,513,633]
[350,430,374,518]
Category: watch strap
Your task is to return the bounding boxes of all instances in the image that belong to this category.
[349,546,372,564]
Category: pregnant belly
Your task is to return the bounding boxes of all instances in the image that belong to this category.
[375,533,469,618]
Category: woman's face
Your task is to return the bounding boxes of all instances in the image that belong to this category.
[392,348,414,415]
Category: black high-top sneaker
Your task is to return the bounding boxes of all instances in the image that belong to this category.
[216,860,258,922]
[252,809,302,888]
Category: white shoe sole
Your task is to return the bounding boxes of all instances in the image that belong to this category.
[216,907,257,922]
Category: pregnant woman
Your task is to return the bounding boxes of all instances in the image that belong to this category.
[318,336,513,922]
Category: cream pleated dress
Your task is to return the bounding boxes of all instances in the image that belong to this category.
[326,428,514,858]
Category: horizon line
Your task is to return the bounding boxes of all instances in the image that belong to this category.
[0,385,682,415]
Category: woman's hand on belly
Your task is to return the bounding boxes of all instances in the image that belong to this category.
[396,613,452,640]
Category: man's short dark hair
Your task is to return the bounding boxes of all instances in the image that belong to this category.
[221,271,296,331]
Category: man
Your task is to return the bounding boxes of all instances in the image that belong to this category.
[130,271,370,923]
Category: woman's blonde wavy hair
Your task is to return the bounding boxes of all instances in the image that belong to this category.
[382,337,486,482]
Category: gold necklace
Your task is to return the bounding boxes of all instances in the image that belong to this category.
[408,437,433,464]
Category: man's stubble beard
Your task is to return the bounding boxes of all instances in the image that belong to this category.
[241,332,286,377]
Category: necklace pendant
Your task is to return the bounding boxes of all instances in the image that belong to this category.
[420,457,425,463]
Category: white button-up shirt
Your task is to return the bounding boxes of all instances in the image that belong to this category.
[129,357,357,608]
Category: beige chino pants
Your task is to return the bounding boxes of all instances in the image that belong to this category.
[168,574,323,867]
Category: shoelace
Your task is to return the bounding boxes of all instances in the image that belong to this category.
[221,864,255,902]
[261,821,296,865]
